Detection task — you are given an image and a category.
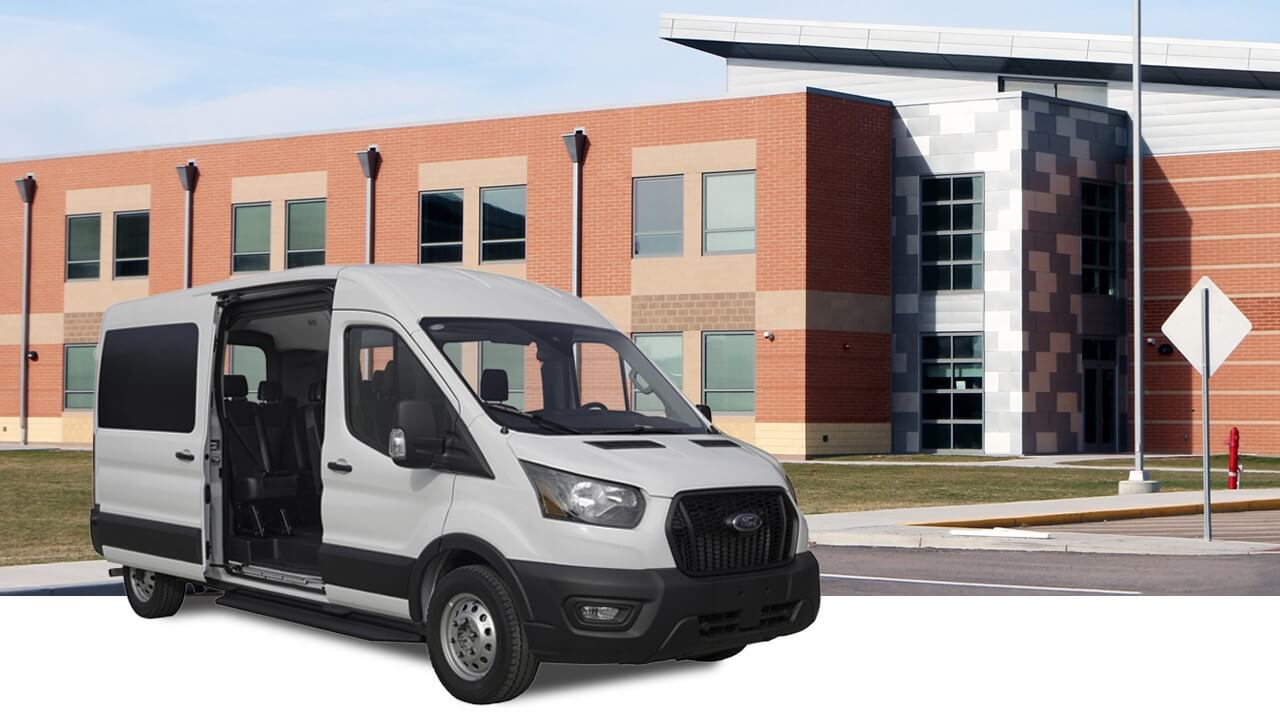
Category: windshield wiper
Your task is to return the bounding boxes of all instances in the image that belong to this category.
[484,403,581,434]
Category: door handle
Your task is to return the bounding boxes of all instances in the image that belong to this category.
[327,459,352,473]
[175,450,196,462]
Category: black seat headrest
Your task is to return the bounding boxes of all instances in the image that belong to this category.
[308,382,324,403]
[223,374,248,399]
[480,369,509,403]
[258,381,282,403]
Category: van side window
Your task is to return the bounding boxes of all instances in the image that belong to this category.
[345,326,451,455]
[99,323,200,432]
[225,344,267,401]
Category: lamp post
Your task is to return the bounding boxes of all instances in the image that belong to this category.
[357,146,381,264]
[14,174,36,446]
[176,161,199,289]
[562,128,588,296]
[1124,0,1157,493]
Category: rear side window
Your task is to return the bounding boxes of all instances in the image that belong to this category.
[99,323,200,432]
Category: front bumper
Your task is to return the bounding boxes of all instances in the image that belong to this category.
[512,551,820,664]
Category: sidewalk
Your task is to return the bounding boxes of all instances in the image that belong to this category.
[0,560,119,595]
[789,453,1280,474]
[807,488,1280,555]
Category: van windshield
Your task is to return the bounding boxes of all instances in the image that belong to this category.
[421,318,709,436]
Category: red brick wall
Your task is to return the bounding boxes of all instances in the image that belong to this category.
[1133,149,1280,453]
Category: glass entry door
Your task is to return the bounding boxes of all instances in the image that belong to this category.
[1082,339,1116,452]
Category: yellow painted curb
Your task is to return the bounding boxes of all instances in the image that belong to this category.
[913,498,1280,529]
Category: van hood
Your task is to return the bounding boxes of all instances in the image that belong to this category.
[504,432,785,498]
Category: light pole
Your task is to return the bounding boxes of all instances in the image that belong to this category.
[357,146,381,264]
[1123,0,1157,493]
[14,174,36,446]
[562,128,588,296]
[176,161,199,289]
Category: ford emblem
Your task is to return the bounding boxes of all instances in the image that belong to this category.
[727,512,763,533]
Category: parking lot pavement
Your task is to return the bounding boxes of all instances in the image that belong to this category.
[813,545,1280,596]
[1037,509,1280,543]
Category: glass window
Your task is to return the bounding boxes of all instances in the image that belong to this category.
[633,333,683,412]
[1082,181,1118,296]
[67,215,101,280]
[633,176,683,257]
[233,204,270,273]
[420,190,464,264]
[703,332,755,413]
[98,323,200,433]
[481,186,526,262]
[423,318,706,435]
[1000,77,1107,106]
[286,200,326,268]
[114,211,149,278]
[704,171,755,254]
[920,334,983,451]
[64,344,96,409]
[226,344,267,402]
[345,326,454,455]
[921,175,983,291]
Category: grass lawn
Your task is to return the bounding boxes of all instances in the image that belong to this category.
[1059,455,1280,470]
[0,450,96,566]
[811,454,1019,463]
[785,462,1280,515]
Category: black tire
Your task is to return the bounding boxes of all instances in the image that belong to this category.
[426,565,539,704]
[123,566,185,619]
[689,646,745,662]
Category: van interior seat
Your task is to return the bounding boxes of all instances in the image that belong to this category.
[222,375,297,505]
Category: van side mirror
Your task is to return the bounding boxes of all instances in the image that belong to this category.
[389,400,445,469]
[696,404,713,423]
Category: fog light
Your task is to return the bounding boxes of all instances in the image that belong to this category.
[566,598,637,629]
[579,605,622,622]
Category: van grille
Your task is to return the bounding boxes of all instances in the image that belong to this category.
[667,488,795,576]
[698,602,797,637]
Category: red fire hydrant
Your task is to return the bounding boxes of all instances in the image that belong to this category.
[1226,427,1241,489]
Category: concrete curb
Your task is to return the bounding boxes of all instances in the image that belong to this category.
[914,497,1280,529]
[810,526,1280,555]
[0,580,123,596]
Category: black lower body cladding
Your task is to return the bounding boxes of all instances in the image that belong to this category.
[512,551,820,664]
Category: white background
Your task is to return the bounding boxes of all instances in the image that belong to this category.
[2,596,1276,713]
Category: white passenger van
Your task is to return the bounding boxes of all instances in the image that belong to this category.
[90,265,818,703]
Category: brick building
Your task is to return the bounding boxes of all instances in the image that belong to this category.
[4,15,1280,455]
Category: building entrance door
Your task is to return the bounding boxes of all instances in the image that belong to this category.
[1082,338,1116,452]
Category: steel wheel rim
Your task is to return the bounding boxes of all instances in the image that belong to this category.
[130,569,156,603]
[439,592,497,681]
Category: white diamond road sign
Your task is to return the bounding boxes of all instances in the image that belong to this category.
[1161,276,1252,377]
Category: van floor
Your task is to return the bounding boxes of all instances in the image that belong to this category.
[227,526,324,576]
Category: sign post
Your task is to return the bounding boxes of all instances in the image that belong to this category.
[1161,276,1252,541]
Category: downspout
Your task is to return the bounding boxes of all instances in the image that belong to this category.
[356,146,381,264]
[176,161,199,289]
[14,174,36,446]
[562,128,588,296]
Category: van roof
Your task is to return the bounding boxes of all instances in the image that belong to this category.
[104,265,616,331]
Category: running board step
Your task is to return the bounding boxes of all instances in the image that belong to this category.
[216,590,425,643]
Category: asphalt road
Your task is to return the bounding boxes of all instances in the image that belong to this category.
[814,545,1280,595]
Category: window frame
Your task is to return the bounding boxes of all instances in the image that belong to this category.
[231,202,272,274]
[479,184,527,263]
[63,343,96,411]
[419,188,465,264]
[285,198,327,269]
[1081,180,1119,297]
[998,76,1108,104]
[919,333,984,453]
[112,210,150,279]
[920,174,984,292]
[702,170,757,256]
[701,330,755,414]
[632,174,684,258]
[65,213,102,281]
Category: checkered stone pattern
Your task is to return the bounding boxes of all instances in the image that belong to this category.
[1020,96,1129,453]
[891,95,1027,454]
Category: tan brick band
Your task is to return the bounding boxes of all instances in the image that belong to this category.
[631,291,754,332]
[63,312,102,343]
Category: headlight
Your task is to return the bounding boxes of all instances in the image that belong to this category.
[522,461,645,529]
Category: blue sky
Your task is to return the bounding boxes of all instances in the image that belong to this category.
[1,1,1276,159]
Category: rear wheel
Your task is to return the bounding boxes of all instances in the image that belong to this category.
[426,565,539,704]
[123,566,185,619]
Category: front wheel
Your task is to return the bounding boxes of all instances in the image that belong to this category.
[123,566,185,619]
[426,565,540,704]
